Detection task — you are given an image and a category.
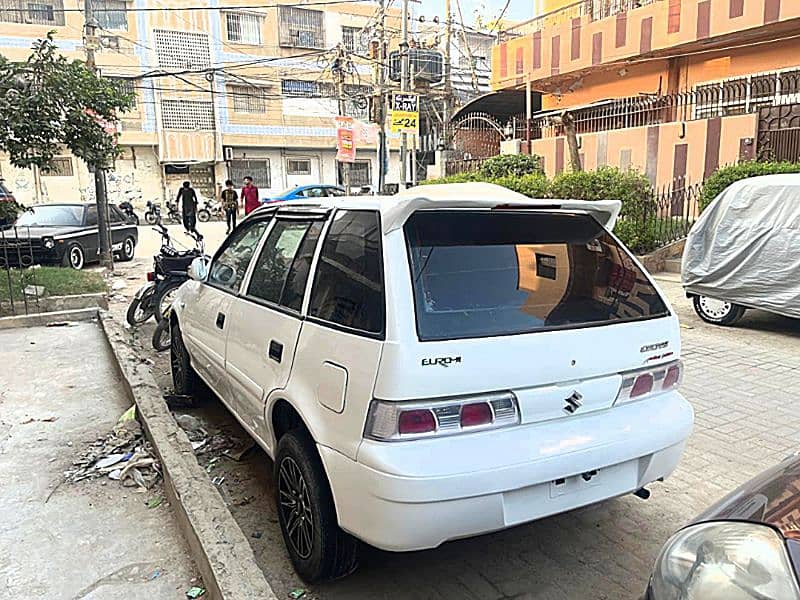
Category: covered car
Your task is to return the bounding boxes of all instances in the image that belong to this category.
[682,174,800,325]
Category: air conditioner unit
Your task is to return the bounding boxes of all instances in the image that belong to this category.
[100,35,121,51]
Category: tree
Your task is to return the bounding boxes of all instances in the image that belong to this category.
[0,33,134,175]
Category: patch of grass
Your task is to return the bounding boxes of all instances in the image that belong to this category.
[0,266,107,305]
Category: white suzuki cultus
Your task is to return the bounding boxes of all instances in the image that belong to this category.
[170,183,694,582]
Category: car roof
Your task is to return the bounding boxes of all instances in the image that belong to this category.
[29,202,91,207]
[252,182,622,231]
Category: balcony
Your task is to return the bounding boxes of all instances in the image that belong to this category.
[492,0,800,91]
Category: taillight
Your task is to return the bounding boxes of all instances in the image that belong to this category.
[365,392,520,441]
[146,272,155,282]
[615,360,683,405]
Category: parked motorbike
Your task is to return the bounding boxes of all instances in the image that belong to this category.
[117,200,139,226]
[144,200,162,225]
[165,201,182,225]
[152,304,172,352]
[197,198,224,222]
[126,225,205,327]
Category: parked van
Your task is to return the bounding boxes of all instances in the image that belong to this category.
[170,183,694,582]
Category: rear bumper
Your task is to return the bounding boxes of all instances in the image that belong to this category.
[320,391,693,551]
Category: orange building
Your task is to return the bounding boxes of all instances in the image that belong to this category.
[492,0,800,186]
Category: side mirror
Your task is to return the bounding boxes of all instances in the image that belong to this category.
[188,256,209,281]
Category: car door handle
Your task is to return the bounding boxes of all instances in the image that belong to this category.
[216,312,225,329]
[268,340,283,363]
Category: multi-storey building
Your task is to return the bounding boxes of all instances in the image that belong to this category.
[0,0,402,206]
[492,0,800,187]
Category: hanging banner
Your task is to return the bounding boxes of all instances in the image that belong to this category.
[335,116,356,163]
[390,92,419,134]
[354,120,379,145]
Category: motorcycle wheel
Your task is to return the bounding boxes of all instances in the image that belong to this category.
[154,279,184,323]
[198,209,211,223]
[133,214,140,226]
[145,211,158,225]
[152,318,171,352]
[126,293,155,326]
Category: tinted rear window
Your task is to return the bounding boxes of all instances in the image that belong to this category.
[405,211,669,341]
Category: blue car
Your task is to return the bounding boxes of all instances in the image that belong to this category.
[262,184,346,204]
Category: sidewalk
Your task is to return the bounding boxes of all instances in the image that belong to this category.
[0,322,199,599]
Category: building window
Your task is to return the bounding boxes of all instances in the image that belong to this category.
[43,157,74,177]
[109,77,136,108]
[228,159,271,189]
[225,12,262,45]
[161,99,214,130]
[281,79,334,98]
[287,158,312,175]
[340,160,371,186]
[0,0,64,24]
[344,84,370,120]
[279,7,325,49]
[229,85,267,113]
[92,0,127,30]
[342,26,367,54]
[154,29,211,70]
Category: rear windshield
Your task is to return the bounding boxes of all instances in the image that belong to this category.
[405,210,669,341]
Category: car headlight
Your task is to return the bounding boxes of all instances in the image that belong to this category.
[651,522,800,600]
[42,237,55,249]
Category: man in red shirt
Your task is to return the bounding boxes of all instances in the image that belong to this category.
[241,176,260,215]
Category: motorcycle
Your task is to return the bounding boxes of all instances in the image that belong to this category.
[117,200,139,226]
[165,201,182,225]
[144,200,162,225]
[197,198,224,222]
[126,225,205,327]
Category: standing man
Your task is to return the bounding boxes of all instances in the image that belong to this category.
[177,181,198,232]
[241,176,260,216]
[221,180,238,234]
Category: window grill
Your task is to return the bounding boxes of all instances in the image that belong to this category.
[161,99,214,130]
[279,7,325,49]
[43,157,74,177]
[109,77,136,107]
[92,0,126,30]
[229,85,267,113]
[225,11,262,45]
[287,158,311,175]
[281,79,335,98]
[154,29,211,70]
[228,159,271,189]
[343,160,371,186]
[342,26,367,54]
[0,0,65,25]
[344,84,370,120]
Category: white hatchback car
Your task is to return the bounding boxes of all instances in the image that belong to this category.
[170,183,694,582]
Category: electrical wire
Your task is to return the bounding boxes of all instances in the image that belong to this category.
[0,0,376,14]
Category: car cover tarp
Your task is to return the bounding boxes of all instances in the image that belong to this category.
[682,174,800,318]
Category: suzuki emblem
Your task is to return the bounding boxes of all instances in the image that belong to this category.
[563,391,583,415]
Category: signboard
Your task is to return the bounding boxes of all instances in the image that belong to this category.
[390,92,419,134]
[335,115,356,163]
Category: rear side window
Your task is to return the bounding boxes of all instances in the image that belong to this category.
[405,211,669,341]
[308,210,384,335]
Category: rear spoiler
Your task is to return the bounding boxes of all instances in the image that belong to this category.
[385,183,622,232]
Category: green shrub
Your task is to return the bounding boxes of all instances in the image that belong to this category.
[492,173,550,198]
[613,218,662,255]
[700,161,800,210]
[548,166,652,218]
[478,154,544,178]
[420,171,482,185]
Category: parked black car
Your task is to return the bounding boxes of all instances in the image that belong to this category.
[645,452,800,599]
[0,203,138,269]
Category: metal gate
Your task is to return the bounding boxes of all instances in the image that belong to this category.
[448,112,504,176]
[758,103,800,161]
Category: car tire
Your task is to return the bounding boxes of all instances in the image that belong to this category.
[197,209,211,223]
[62,243,85,270]
[170,320,198,396]
[152,318,170,352]
[154,279,184,323]
[693,295,746,326]
[275,429,359,583]
[119,236,136,262]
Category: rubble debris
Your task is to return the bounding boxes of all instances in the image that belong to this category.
[46,321,76,328]
[20,416,58,424]
[186,587,206,599]
[146,496,164,509]
[148,569,162,581]
[211,475,225,486]
[223,440,256,462]
[95,454,126,469]
[24,285,46,297]
[111,280,127,291]
[289,589,307,599]
[251,531,262,539]
[191,440,207,451]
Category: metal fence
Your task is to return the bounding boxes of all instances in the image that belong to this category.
[445,158,484,177]
[0,226,43,317]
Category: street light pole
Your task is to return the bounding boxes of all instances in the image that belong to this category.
[83,0,113,270]
[334,46,351,194]
[373,0,387,194]
[399,0,410,188]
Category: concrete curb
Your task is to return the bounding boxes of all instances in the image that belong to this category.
[98,311,277,600]
[0,307,100,330]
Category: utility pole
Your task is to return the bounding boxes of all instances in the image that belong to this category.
[83,0,113,270]
[334,46,351,194]
[399,0,410,188]
[442,0,452,149]
[373,0,387,194]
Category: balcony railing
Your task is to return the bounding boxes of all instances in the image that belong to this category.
[500,0,658,39]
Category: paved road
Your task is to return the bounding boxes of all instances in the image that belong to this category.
[119,226,800,599]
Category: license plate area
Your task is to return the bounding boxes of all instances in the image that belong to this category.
[549,469,602,498]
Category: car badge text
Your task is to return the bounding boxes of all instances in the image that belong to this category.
[421,356,462,368]
[640,341,669,353]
